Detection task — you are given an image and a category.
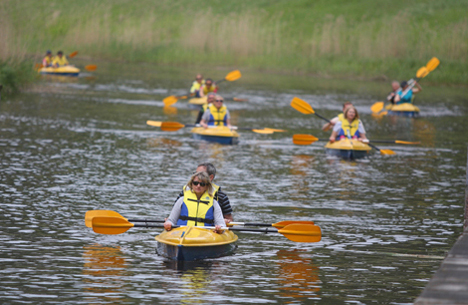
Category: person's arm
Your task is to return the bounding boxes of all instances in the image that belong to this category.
[412,82,422,94]
[213,85,218,93]
[212,200,225,232]
[322,117,338,131]
[200,109,210,128]
[358,121,367,141]
[329,121,341,142]
[198,86,205,97]
[164,197,184,230]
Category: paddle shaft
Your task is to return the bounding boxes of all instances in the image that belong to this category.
[130,223,280,233]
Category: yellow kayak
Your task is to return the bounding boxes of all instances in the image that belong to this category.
[155,226,238,261]
[385,103,420,117]
[324,139,372,159]
[39,66,80,76]
[191,126,239,145]
[188,96,208,106]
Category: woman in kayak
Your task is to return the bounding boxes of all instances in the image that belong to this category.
[329,105,368,143]
[164,171,224,232]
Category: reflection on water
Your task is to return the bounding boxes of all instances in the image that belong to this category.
[0,62,466,304]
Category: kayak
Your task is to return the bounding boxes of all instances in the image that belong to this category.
[325,139,372,159]
[385,103,420,117]
[191,126,239,145]
[39,66,80,76]
[155,226,238,261]
[188,96,208,106]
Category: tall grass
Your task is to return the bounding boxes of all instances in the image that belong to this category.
[4,0,468,84]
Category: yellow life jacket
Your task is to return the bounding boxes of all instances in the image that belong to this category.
[338,115,360,137]
[202,84,217,95]
[52,56,69,67]
[182,183,220,200]
[178,187,215,226]
[190,80,205,93]
[207,104,228,126]
[337,113,344,120]
[42,56,52,67]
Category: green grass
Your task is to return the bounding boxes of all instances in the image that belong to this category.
[3,0,468,85]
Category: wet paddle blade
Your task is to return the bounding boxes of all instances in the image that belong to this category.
[163,96,178,106]
[416,66,429,78]
[264,128,286,132]
[232,97,248,102]
[224,70,242,82]
[371,101,384,113]
[290,97,315,114]
[161,121,185,132]
[272,220,314,229]
[92,216,134,235]
[278,224,322,243]
[85,210,125,227]
[35,63,44,70]
[252,129,274,134]
[426,57,440,72]
[292,134,319,145]
[68,51,78,58]
[85,65,97,71]
[146,120,162,127]
[379,149,396,155]
[395,140,420,145]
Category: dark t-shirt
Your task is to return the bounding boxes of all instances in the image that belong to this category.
[175,186,233,216]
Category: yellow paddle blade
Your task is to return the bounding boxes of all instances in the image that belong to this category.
[290,97,315,114]
[426,57,440,72]
[292,134,318,145]
[252,129,274,134]
[371,101,384,113]
[224,70,242,82]
[92,216,134,235]
[85,65,97,71]
[380,111,388,115]
[264,128,286,132]
[272,220,314,229]
[68,51,78,58]
[416,66,429,78]
[85,210,125,228]
[379,149,396,155]
[163,95,179,106]
[395,140,421,145]
[232,97,248,102]
[35,63,44,70]
[146,120,162,127]
[278,224,322,243]
[161,121,185,132]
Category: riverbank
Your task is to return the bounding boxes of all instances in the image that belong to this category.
[3,0,468,86]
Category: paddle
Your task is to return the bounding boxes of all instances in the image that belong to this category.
[91,216,322,243]
[371,57,440,114]
[369,140,420,145]
[293,134,415,148]
[155,121,282,134]
[68,51,78,58]
[146,120,162,127]
[85,65,97,72]
[163,70,242,106]
[290,99,395,155]
[85,209,313,229]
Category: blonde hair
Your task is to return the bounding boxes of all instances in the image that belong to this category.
[187,171,214,196]
[344,105,359,120]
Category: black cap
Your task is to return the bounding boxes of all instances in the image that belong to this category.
[46,50,52,54]
[400,81,408,88]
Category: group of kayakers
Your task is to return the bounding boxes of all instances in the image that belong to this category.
[42,50,70,68]
[164,162,232,232]
[190,74,219,98]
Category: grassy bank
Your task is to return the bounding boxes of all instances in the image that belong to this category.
[4,0,468,85]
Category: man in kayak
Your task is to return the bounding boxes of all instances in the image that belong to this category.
[190,74,205,98]
[174,162,233,223]
[165,171,224,232]
[195,92,216,124]
[200,95,232,128]
[329,105,368,143]
[322,102,353,132]
[394,80,422,105]
[42,50,53,67]
[198,78,218,97]
[52,51,69,68]
[386,81,401,104]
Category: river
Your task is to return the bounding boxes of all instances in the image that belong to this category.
[0,60,466,304]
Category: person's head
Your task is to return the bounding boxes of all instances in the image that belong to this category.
[400,81,408,89]
[213,95,224,109]
[342,101,353,112]
[46,50,52,57]
[187,171,214,197]
[57,51,63,57]
[344,105,359,121]
[205,78,213,87]
[391,81,400,91]
[196,74,203,83]
[207,92,216,104]
[196,162,216,181]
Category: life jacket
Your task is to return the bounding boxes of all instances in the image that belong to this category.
[182,183,220,201]
[201,84,217,95]
[42,56,52,67]
[396,88,413,104]
[52,56,69,67]
[207,104,228,126]
[177,187,215,226]
[190,80,205,94]
[337,116,360,139]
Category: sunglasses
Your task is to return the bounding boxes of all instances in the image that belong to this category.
[192,181,207,187]
[215,100,223,103]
